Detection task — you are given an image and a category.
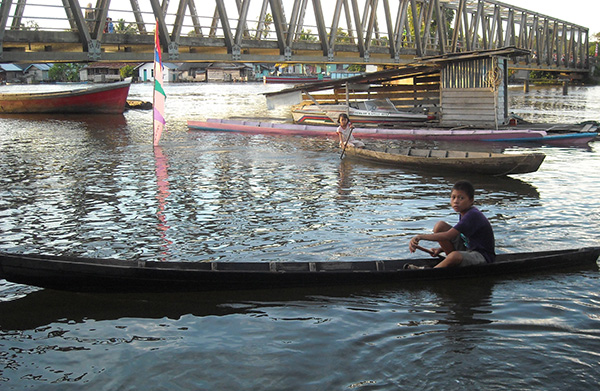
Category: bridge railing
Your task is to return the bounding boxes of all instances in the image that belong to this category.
[0,0,590,72]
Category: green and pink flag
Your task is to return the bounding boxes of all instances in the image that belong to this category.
[153,20,166,146]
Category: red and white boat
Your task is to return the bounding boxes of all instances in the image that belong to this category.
[0,80,131,114]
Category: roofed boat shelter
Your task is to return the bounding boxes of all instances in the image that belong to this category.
[265,47,531,129]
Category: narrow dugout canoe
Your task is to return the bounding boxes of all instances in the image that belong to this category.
[263,75,332,84]
[187,118,549,141]
[0,80,131,114]
[0,247,598,293]
[344,145,545,176]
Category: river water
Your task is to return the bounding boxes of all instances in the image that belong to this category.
[0,82,599,390]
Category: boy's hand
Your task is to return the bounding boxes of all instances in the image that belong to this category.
[408,236,420,252]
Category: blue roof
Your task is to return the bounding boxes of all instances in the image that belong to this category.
[0,64,23,71]
[24,63,53,71]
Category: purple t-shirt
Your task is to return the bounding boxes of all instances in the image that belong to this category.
[453,207,495,263]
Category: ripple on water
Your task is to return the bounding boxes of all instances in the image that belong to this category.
[1,84,600,390]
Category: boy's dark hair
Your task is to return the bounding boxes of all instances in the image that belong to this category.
[453,180,475,199]
[338,113,349,123]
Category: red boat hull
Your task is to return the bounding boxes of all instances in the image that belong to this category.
[0,81,131,114]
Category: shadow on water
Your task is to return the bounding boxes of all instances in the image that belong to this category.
[0,278,496,331]
[12,266,597,332]
[338,156,540,200]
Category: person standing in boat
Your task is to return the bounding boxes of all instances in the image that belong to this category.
[337,113,364,148]
[408,180,495,268]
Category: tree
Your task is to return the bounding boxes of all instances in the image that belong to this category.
[333,28,351,44]
[120,65,135,79]
[372,36,389,47]
[48,63,84,82]
[347,64,365,72]
[115,18,138,35]
[21,20,39,31]
[298,29,317,42]
[257,13,273,39]
[588,32,600,57]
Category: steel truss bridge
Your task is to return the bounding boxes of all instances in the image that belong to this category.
[0,0,591,72]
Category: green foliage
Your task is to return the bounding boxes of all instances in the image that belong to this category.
[347,64,365,72]
[529,70,557,81]
[258,13,273,39]
[298,29,317,42]
[371,36,389,47]
[22,20,39,31]
[589,41,599,57]
[48,63,84,82]
[120,65,135,79]
[333,28,351,44]
[115,18,138,35]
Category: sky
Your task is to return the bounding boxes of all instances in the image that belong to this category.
[17,1,600,38]
[491,0,598,36]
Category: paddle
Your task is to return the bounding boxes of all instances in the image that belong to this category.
[415,245,445,260]
[339,124,354,159]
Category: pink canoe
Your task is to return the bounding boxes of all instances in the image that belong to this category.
[187,118,549,141]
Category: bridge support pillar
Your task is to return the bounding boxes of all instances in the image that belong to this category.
[562,80,569,95]
[232,45,241,61]
[168,42,179,61]
[88,40,102,61]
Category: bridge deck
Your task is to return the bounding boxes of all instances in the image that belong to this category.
[0,0,590,72]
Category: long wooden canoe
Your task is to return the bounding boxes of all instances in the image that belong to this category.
[187,118,549,141]
[344,145,545,176]
[0,80,131,114]
[264,75,332,84]
[0,247,598,293]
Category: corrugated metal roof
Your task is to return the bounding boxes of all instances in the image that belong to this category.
[0,64,23,71]
[264,65,439,97]
[24,63,53,71]
[84,62,134,69]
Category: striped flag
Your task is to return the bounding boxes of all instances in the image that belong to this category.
[153,20,166,146]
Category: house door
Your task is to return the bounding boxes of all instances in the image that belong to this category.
[143,69,147,82]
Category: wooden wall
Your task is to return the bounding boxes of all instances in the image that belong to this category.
[301,72,441,118]
[439,57,507,128]
[441,88,500,127]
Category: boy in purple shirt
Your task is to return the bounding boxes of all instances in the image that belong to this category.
[408,180,495,268]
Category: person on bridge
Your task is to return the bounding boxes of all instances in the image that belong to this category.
[84,3,94,30]
[104,17,114,34]
[337,113,364,148]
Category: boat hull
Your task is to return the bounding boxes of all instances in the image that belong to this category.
[344,146,546,176]
[264,75,332,84]
[0,81,131,114]
[0,248,598,293]
[187,119,549,141]
[291,102,432,126]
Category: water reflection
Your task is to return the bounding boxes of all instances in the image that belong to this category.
[509,85,600,124]
[337,159,354,197]
[153,146,171,256]
[0,277,497,332]
[340,156,540,201]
